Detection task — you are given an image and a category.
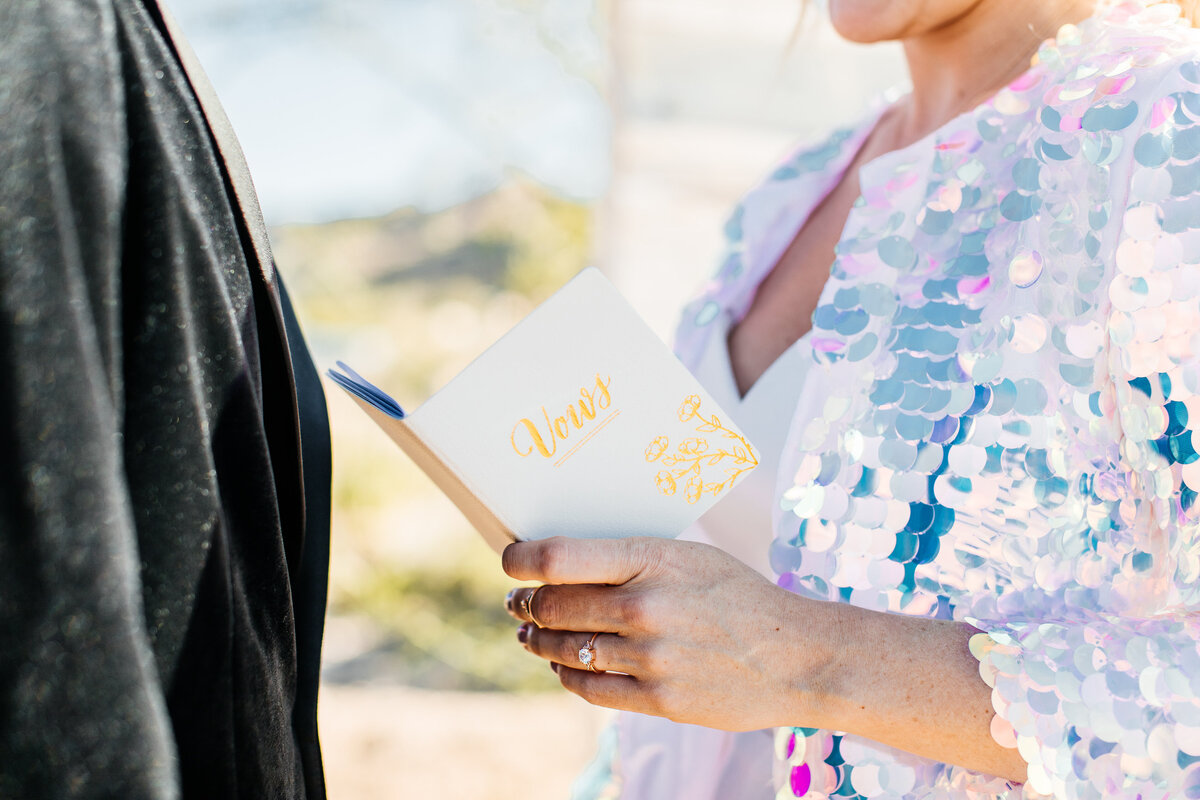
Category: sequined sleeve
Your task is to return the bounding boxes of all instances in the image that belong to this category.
[969,63,1200,799]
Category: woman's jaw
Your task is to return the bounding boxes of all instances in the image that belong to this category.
[825,0,1096,45]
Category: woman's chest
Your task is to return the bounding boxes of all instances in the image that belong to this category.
[729,167,866,396]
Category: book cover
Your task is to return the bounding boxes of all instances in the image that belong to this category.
[329,267,759,553]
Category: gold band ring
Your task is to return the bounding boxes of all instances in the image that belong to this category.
[522,586,545,628]
[578,632,600,672]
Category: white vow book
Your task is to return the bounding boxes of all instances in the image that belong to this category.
[329,267,760,553]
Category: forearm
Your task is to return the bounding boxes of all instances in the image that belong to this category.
[778,596,1027,783]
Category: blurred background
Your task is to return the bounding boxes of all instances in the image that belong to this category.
[166,0,902,796]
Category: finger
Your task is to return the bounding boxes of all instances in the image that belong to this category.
[526,627,637,674]
[506,585,546,625]
[554,666,651,716]
[502,536,658,585]
[506,583,634,632]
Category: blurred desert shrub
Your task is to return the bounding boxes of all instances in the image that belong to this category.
[274,179,593,691]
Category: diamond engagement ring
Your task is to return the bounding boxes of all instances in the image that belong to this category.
[578,633,599,672]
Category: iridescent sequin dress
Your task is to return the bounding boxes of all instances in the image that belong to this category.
[674,2,1200,798]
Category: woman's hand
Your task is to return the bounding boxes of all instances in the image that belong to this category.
[502,535,836,731]
[503,535,1029,783]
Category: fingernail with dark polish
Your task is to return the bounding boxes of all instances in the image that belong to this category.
[550,662,559,674]
[517,623,531,644]
[505,588,516,612]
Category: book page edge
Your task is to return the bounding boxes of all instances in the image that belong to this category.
[351,395,520,554]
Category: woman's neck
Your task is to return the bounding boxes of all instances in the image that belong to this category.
[892,0,1097,146]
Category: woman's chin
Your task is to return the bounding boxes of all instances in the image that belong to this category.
[826,6,908,44]
[825,0,976,44]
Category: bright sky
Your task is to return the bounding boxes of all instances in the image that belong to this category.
[168,0,611,224]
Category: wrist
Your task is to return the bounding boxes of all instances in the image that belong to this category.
[759,590,867,730]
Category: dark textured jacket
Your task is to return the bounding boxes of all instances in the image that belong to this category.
[0,0,332,797]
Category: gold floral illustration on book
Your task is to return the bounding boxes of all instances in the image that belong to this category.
[644,395,759,504]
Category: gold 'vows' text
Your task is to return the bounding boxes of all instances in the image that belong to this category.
[511,374,613,459]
